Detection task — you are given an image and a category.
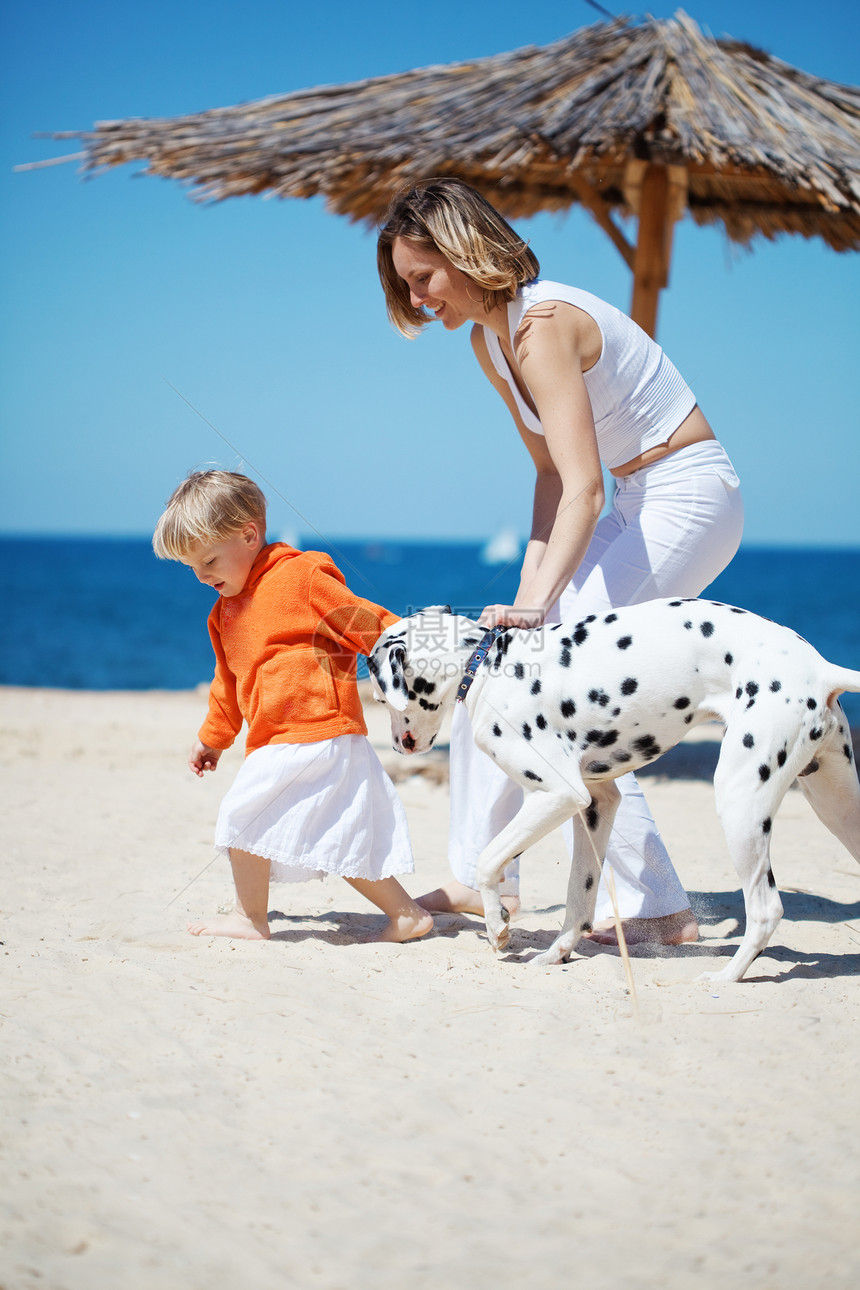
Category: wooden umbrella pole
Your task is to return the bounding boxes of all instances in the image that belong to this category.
[630,163,671,339]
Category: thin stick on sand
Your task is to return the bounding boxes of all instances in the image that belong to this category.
[582,815,638,1007]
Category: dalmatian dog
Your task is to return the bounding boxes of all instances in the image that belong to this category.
[368,599,860,982]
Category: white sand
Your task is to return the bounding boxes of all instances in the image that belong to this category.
[2,684,859,1290]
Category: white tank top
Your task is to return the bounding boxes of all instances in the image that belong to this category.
[482,279,697,470]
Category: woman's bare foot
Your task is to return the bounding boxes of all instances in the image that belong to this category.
[188,908,271,940]
[584,908,699,947]
[366,908,435,944]
[416,880,520,919]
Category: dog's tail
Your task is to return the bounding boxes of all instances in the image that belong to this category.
[824,664,860,708]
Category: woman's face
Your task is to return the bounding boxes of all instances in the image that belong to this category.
[391,237,483,331]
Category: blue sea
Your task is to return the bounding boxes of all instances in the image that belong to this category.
[2,537,859,725]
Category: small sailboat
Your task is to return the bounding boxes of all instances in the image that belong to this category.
[480,527,520,565]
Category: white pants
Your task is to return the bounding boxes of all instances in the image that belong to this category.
[449,440,744,918]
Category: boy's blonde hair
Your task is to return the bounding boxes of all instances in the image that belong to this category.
[153,470,267,560]
[377,177,540,338]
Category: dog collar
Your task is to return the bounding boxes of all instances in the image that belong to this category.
[455,626,508,703]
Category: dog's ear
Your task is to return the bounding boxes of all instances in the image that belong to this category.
[370,643,410,712]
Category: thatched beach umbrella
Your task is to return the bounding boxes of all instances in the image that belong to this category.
[34,9,860,335]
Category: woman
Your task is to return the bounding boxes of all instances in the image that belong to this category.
[377,178,744,944]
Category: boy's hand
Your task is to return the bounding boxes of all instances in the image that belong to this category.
[189,741,222,777]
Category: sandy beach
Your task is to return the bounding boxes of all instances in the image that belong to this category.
[2,682,859,1290]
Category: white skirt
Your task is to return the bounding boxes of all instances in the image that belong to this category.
[214,735,414,884]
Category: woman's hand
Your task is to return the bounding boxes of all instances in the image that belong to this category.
[479,604,546,630]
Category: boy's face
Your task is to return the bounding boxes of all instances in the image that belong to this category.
[181,523,264,598]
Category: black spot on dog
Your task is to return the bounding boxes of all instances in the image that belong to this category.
[743,733,754,748]
[566,730,577,742]
[735,686,743,699]
[766,867,776,888]
[560,699,576,719]
[845,743,854,762]
[617,636,632,650]
[762,817,772,834]
[536,714,547,730]
[668,600,683,608]
[632,734,661,758]
[560,647,572,668]
[418,698,440,711]
[531,679,542,695]
[407,688,416,700]
[377,678,388,693]
[777,749,787,767]
[746,682,759,698]
[724,653,733,665]
[674,696,691,710]
[492,723,503,737]
[729,607,746,614]
[514,663,525,680]
[588,688,611,707]
[585,805,599,831]
[598,730,619,748]
[700,621,715,637]
[580,922,593,934]
[810,727,823,741]
[585,761,611,774]
[611,707,621,717]
[684,713,694,723]
[573,625,589,646]
[806,697,817,710]
[522,722,532,741]
[585,873,595,891]
[620,678,638,696]
[684,620,693,630]
[523,770,543,782]
[759,764,771,782]
[798,758,819,776]
[770,680,782,693]
[604,612,618,624]
[413,676,436,695]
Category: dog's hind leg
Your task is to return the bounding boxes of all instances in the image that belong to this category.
[531,781,621,967]
[795,708,860,865]
[700,744,791,983]
[476,789,584,954]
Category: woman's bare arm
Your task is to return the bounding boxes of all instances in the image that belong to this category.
[470,311,604,626]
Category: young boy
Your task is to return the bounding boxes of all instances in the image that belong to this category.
[153,469,432,944]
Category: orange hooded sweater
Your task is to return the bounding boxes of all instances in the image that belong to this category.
[198,543,399,755]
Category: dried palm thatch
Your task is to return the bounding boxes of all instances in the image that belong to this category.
[32,9,860,333]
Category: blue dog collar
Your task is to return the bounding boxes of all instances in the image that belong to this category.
[455,626,507,703]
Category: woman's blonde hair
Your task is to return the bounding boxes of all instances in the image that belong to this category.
[377,178,540,337]
[153,470,267,560]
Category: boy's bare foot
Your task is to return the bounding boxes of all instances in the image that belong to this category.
[187,909,271,940]
[584,908,699,947]
[416,880,520,919]
[366,909,435,944]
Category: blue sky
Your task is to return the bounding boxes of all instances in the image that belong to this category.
[2,0,859,546]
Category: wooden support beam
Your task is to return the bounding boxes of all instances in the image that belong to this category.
[630,164,671,337]
[627,162,688,338]
[571,173,635,270]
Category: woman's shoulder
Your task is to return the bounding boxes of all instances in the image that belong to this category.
[518,278,618,316]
